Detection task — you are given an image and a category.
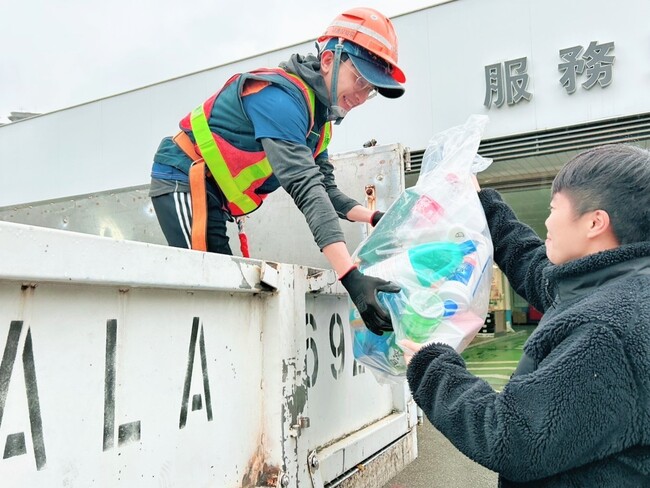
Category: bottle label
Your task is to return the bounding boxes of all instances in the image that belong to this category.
[449,260,475,286]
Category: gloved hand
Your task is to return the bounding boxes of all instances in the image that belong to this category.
[340,267,401,335]
[371,211,385,227]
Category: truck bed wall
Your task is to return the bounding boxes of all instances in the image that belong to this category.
[0,219,417,487]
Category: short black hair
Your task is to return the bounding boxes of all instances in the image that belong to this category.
[551,144,650,244]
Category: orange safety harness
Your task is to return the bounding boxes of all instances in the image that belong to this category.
[171,130,213,253]
[172,131,252,257]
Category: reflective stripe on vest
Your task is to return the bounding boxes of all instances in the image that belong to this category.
[189,70,331,216]
[285,73,331,157]
[190,106,272,215]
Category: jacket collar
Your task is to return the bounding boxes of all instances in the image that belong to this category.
[544,242,650,304]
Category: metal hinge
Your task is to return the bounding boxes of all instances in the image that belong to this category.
[403,146,412,172]
[289,416,310,437]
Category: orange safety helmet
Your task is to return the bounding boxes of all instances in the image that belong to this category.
[318,7,405,83]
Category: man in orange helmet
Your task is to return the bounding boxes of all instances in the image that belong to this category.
[149,8,406,336]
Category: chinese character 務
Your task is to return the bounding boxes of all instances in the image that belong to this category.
[559,41,615,93]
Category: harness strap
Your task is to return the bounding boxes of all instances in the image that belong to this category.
[191,106,264,215]
[189,162,208,251]
[236,217,250,258]
[172,131,207,251]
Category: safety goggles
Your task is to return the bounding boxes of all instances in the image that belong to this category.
[340,61,378,99]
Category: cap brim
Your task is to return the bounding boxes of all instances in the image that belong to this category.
[348,54,405,99]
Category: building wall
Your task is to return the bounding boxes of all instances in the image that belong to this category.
[390,0,650,142]
[0,0,648,206]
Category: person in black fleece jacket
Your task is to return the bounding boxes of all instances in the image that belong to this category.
[402,144,650,486]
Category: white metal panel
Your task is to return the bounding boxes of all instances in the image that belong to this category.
[0,221,414,487]
[0,283,268,487]
[0,221,263,292]
[0,143,406,269]
[316,412,412,483]
[302,293,396,444]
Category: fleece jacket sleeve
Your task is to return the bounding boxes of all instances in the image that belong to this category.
[407,324,638,483]
[478,188,553,313]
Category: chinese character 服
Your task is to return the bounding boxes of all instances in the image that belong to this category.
[484,63,504,107]
[558,41,615,94]
[484,57,533,108]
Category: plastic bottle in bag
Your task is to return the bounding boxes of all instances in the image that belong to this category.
[355,189,419,265]
[402,194,446,232]
[362,241,466,287]
[394,193,448,245]
[438,232,491,315]
[439,280,472,315]
[352,327,405,374]
[400,289,445,342]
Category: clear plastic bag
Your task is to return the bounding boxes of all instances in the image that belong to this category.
[350,115,494,383]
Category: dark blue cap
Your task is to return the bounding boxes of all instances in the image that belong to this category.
[324,39,405,99]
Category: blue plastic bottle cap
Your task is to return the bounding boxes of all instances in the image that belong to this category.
[458,240,477,255]
[443,299,459,317]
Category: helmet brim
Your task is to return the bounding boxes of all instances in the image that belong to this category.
[348,53,405,99]
[323,38,405,98]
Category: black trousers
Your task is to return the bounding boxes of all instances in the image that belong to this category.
[151,190,233,255]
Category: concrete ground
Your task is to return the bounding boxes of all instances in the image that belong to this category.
[382,419,498,488]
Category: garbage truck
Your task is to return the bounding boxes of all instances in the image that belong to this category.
[0,123,418,487]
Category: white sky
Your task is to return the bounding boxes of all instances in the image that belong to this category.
[0,0,439,122]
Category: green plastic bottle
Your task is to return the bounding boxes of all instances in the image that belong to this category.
[363,241,466,287]
[401,289,445,342]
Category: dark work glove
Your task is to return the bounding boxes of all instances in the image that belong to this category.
[340,267,401,335]
[371,211,385,227]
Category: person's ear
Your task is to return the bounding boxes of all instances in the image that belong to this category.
[320,50,333,74]
[586,209,612,238]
